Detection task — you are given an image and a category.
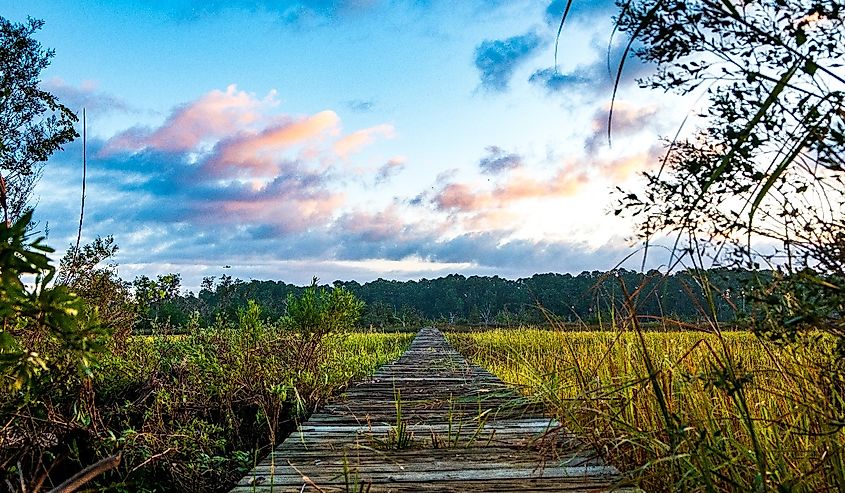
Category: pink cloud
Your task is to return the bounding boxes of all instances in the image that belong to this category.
[337,207,406,241]
[92,85,400,233]
[435,183,492,211]
[597,144,663,182]
[434,166,588,213]
[495,169,587,202]
[148,85,269,152]
[333,124,395,157]
[101,84,273,155]
[460,208,519,231]
[246,111,340,151]
[206,111,340,178]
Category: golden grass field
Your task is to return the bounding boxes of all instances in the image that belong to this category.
[448,328,844,492]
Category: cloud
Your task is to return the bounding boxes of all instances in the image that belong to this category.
[120,226,646,289]
[333,124,395,157]
[206,111,341,178]
[41,140,566,268]
[324,207,639,277]
[375,157,407,183]
[101,84,273,155]
[529,67,589,92]
[39,129,650,289]
[430,138,661,226]
[424,233,631,273]
[40,78,131,114]
[434,165,589,213]
[457,208,520,232]
[530,39,652,96]
[495,167,588,201]
[54,140,345,235]
[199,175,346,232]
[478,146,524,174]
[595,144,664,182]
[37,132,650,288]
[60,85,407,242]
[435,183,489,211]
[345,99,375,112]
[584,102,660,152]
[97,85,401,185]
[474,31,545,91]
[335,206,410,243]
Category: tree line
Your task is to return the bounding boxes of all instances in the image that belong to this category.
[133,268,761,332]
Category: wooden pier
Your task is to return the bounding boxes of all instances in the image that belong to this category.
[232,328,633,492]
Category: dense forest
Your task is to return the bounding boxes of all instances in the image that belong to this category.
[135,268,763,331]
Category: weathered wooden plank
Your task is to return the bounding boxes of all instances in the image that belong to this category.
[298,418,560,432]
[232,328,633,492]
[244,458,609,477]
[231,480,639,493]
[247,454,605,470]
[237,465,620,485]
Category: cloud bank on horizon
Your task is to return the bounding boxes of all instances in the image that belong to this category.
[15,0,681,288]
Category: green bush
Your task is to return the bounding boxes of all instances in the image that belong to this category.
[281,278,365,382]
[0,212,113,491]
[0,212,107,391]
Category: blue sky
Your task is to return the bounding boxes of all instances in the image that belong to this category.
[3,0,683,288]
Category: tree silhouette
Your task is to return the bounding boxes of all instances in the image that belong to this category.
[0,16,77,222]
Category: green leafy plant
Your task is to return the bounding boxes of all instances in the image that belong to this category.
[132,273,189,333]
[283,277,364,335]
[388,387,414,449]
[0,212,117,492]
[282,277,365,383]
[56,236,136,344]
[0,211,106,391]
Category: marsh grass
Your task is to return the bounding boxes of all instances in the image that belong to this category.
[448,327,844,492]
[1,316,413,492]
[111,327,413,491]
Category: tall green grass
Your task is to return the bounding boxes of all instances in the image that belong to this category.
[1,321,413,492]
[448,328,844,492]
[98,328,414,491]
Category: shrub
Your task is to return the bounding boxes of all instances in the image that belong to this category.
[0,212,112,491]
[281,277,364,379]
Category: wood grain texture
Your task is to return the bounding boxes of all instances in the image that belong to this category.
[232,328,635,492]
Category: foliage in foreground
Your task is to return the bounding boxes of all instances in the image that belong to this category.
[2,320,411,492]
[612,0,845,362]
[1,217,411,492]
[449,328,844,492]
[0,212,108,393]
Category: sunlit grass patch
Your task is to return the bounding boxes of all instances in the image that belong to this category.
[448,328,844,492]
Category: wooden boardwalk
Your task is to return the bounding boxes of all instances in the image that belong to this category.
[233,328,632,492]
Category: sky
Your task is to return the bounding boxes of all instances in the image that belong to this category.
[3,0,688,289]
